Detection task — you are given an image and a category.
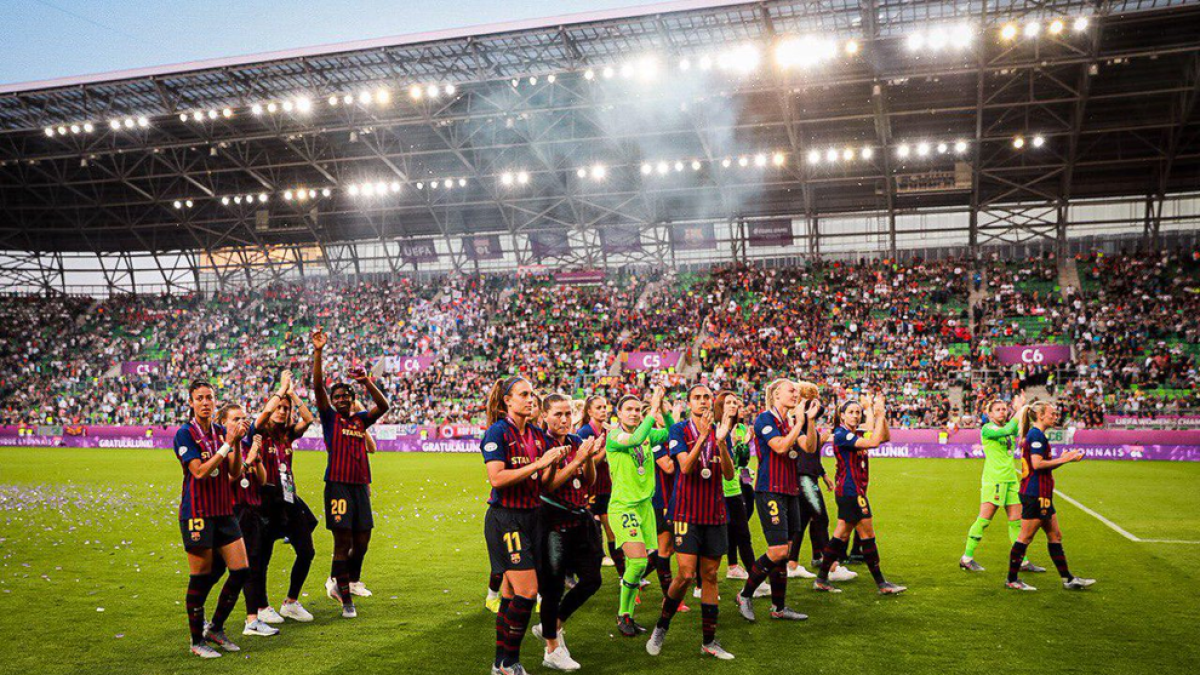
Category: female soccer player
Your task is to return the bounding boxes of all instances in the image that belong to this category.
[534,393,601,672]
[174,380,251,658]
[606,385,673,637]
[813,395,905,595]
[787,384,855,582]
[311,327,390,618]
[576,396,620,574]
[649,399,684,610]
[723,408,756,581]
[217,404,277,638]
[647,386,738,660]
[481,376,567,675]
[1006,401,1095,591]
[254,371,318,623]
[735,379,817,622]
[959,393,1045,574]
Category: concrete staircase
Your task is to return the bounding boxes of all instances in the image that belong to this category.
[1059,256,1081,298]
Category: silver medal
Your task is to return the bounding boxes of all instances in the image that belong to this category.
[700,468,713,479]
[788,451,798,459]
[531,472,539,481]
[240,478,250,488]
[210,468,220,477]
[637,466,646,476]
[279,463,288,472]
[572,479,582,489]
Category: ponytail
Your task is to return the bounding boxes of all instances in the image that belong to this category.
[486,376,527,426]
[1018,400,1048,440]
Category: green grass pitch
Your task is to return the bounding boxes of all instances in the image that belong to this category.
[1,448,1198,675]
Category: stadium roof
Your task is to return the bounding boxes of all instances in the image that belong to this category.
[1,0,1199,278]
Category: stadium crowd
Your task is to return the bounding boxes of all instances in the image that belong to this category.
[3,249,1199,429]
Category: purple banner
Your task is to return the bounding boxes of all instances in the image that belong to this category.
[625,351,683,372]
[462,234,503,261]
[818,443,1200,462]
[382,355,437,373]
[748,219,794,247]
[671,223,717,251]
[601,225,643,254]
[121,361,163,376]
[994,344,1072,366]
[399,239,439,264]
[529,230,570,260]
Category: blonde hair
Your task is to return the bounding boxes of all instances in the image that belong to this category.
[764,378,792,409]
[1018,400,1052,439]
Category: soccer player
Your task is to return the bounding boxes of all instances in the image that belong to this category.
[735,379,817,622]
[577,396,620,574]
[813,396,906,595]
[959,393,1046,574]
[311,327,390,618]
[219,404,278,638]
[648,399,684,611]
[647,387,738,660]
[481,376,567,675]
[1006,401,1095,592]
[606,385,674,637]
[723,409,756,581]
[534,393,601,672]
[254,371,318,623]
[787,384,855,582]
[175,380,251,658]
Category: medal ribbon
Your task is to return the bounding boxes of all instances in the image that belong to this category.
[688,420,716,476]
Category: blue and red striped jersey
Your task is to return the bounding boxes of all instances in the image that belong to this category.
[232,439,262,508]
[652,440,675,511]
[753,409,800,495]
[481,418,548,509]
[1019,427,1054,498]
[174,421,235,520]
[319,406,374,484]
[832,426,870,497]
[667,420,727,525]
[546,433,589,509]
[260,431,291,486]
[577,421,611,496]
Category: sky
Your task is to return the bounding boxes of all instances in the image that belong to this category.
[0,0,657,86]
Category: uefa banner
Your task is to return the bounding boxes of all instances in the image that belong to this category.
[399,239,439,264]
[462,234,503,260]
[1103,414,1200,428]
[670,223,717,251]
[625,351,683,372]
[993,344,1072,365]
[382,355,437,373]
[121,361,163,375]
[601,225,643,254]
[528,230,570,259]
[748,219,794,247]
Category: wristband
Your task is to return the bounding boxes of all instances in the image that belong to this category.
[217,443,231,458]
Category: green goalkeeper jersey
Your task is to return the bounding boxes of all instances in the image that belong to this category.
[979,418,1020,483]
[607,411,674,505]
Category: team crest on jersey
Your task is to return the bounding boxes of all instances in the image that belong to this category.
[177,446,187,457]
[334,515,342,523]
[771,515,780,525]
[764,426,774,434]
[190,531,200,541]
[510,552,521,564]
[669,439,679,448]
[485,442,498,451]
[675,535,684,547]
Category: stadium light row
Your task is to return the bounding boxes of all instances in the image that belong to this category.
[37,14,1094,139]
[157,129,1059,210]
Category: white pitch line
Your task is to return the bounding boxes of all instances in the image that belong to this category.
[1054,490,1200,545]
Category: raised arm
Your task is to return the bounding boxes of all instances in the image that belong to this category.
[290,388,314,436]
[311,327,330,412]
[352,368,390,424]
[256,371,293,430]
